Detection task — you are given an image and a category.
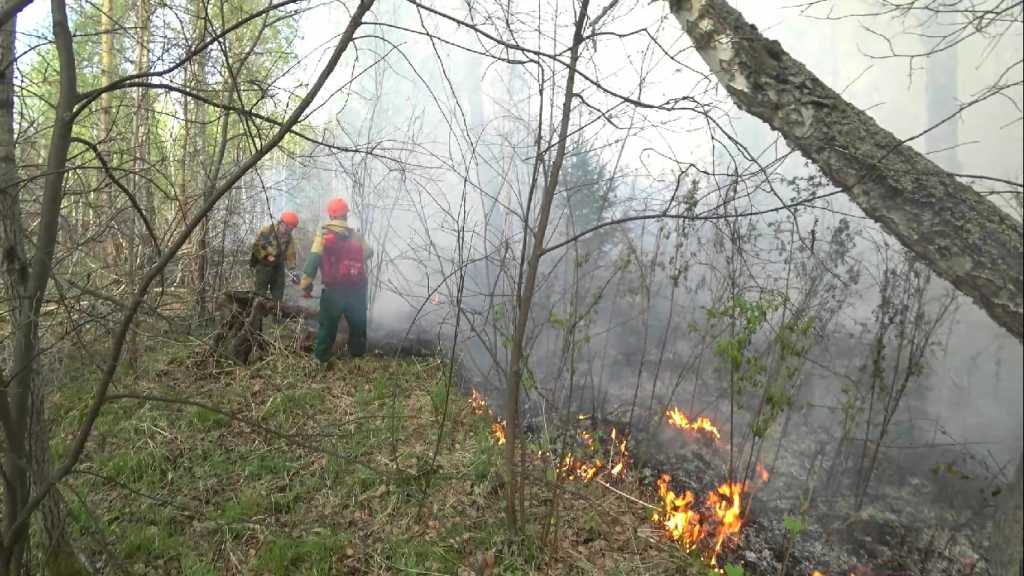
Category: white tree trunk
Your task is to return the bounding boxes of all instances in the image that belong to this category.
[667,0,1022,342]
[666,2,1023,572]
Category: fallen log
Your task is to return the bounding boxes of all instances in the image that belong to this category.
[208,290,331,364]
[208,291,268,364]
[206,290,438,364]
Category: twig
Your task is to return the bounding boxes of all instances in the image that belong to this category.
[595,478,657,511]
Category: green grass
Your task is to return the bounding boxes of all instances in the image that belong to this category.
[47,325,690,575]
[253,535,342,575]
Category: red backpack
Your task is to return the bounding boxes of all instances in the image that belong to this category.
[320,228,366,287]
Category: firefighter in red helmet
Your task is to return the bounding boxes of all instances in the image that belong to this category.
[299,198,373,363]
[250,211,299,300]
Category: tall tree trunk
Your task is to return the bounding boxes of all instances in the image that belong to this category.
[503,0,589,530]
[30,376,89,574]
[197,81,234,321]
[126,0,152,367]
[0,7,30,573]
[1,0,80,571]
[132,0,152,222]
[174,95,191,283]
[667,0,1022,342]
[190,0,210,320]
[99,0,114,257]
[99,0,113,135]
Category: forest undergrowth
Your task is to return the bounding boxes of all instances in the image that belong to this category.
[47,321,699,576]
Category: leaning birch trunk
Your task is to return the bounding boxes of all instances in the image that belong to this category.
[666,1,1023,572]
[667,0,1023,342]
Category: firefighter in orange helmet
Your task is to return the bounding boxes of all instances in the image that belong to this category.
[250,211,299,300]
[299,198,374,363]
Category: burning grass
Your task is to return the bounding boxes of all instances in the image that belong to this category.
[50,323,705,575]
[463,392,769,573]
[665,407,721,441]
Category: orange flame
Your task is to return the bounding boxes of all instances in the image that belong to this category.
[468,389,489,416]
[470,390,506,446]
[651,474,748,566]
[665,407,721,440]
[545,426,633,483]
[577,460,602,482]
[655,474,703,551]
[609,427,629,476]
[708,481,745,565]
[811,571,825,576]
[558,453,604,483]
[491,421,507,445]
[757,463,770,483]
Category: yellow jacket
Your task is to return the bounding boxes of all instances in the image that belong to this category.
[251,223,297,268]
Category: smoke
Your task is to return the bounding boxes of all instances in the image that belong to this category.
[261,0,1023,484]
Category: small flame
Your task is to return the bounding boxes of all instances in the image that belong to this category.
[491,421,507,445]
[558,453,604,482]
[546,426,633,483]
[708,481,745,565]
[610,428,629,476]
[468,389,489,416]
[665,407,721,440]
[656,474,703,551]
[612,427,628,455]
[757,463,770,483]
[577,461,601,482]
[651,474,748,566]
[811,571,825,576]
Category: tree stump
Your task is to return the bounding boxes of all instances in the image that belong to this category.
[206,290,436,363]
[209,291,267,364]
[209,291,321,364]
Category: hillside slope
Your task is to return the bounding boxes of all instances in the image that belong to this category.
[52,327,690,575]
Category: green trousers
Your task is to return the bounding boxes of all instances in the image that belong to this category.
[254,262,285,300]
[314,282,368,362]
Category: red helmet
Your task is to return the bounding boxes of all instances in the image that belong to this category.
[279,211,299,228]
[327,197,349,219]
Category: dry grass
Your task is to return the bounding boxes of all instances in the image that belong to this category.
[49,322,700,575]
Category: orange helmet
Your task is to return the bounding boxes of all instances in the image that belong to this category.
[327,197,349,219]
[279,211,299,228]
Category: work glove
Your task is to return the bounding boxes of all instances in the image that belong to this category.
[288,270,300,285]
